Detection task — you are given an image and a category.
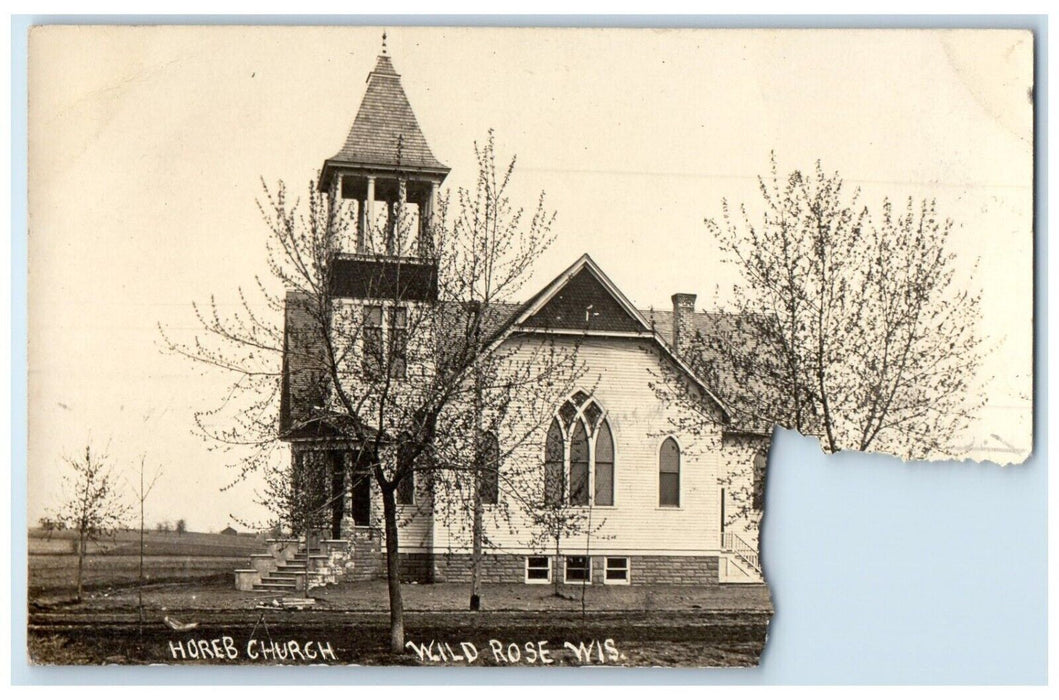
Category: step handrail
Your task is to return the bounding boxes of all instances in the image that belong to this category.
[722,531,761,571]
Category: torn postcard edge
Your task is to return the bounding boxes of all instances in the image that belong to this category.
[25,26,1031,667]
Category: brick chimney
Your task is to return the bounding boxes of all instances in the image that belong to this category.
[671,293,697,358]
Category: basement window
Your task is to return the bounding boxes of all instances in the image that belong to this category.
[525,556,551,584]
[604,557,630,584]
[564,555,591,584]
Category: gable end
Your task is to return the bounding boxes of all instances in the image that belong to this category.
[522,267,645,333]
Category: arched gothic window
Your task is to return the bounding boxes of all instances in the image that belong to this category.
[659,437,680,507]
[543,392,614,507]
[478,431,500,506]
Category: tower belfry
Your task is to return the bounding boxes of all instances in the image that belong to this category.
[319,40,450,258]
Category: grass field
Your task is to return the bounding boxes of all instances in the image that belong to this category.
[28,529,262,596]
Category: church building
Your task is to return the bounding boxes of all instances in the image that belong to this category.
[240,41,769,592]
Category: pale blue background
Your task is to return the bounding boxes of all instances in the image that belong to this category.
[9,14,1047,685]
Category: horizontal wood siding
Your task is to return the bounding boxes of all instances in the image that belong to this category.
[323,309,763,561]
[433,335,728,556]
[720,433,768,550]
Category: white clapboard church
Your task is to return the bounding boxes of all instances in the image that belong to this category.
[236,42,768,593]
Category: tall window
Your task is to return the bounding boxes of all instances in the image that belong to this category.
[362,305,384,376]
[362,304,408,379]
[752,449,767,512]
[659,437,680,507]
[478,431,500,505]
[389,307,408,378]
[543,392,614,507]
[395,433,415,505]
[396,470,415,505]
[594,421,614,506]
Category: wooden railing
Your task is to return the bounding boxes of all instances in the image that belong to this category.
[723,531,761,573]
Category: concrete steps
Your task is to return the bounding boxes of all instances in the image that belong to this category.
[237,538,356,592]
[251,544,319,592]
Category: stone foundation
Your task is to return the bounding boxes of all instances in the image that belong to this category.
[399,553,435,583]
[240,535,720,588]
[431,553,524,584]
[633,555,719,585]
[349,528,385,581]
[430,553,719,585]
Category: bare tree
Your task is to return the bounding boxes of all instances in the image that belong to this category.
[175,518,187,536]
[695,155,983,460]
[37,516,65,532]
[522,492,607,599]
[132,455,163,632]
[51,446,130,602]
[427,344,585,609]
[164,131,579,652]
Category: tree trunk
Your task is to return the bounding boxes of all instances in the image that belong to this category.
[139,507,145,632]
[76,530,86,602]
[553,532,561,598]
[470,319,484,611]
[470,491,483,610]
[381,485,404,653]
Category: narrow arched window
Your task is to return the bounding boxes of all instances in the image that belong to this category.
[659,437,680,507]
[568,420,590,506]
[752,450,767,512]
[594,419,614,506]
[478,431,500,505]
[396,432,415,505]
[544,419,564,506]
[396,470,415,505]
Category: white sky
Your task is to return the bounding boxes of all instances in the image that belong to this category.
[27,26,1034,531]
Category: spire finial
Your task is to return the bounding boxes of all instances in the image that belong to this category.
[381,30,388,56]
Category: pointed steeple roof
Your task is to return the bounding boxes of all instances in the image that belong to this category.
[321,50,448,189]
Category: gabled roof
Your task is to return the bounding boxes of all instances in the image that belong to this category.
[495,254,654,339]
[522,266,646,333]
[323,54,448,178]
[644,308,778,437]
[489,254,731,421]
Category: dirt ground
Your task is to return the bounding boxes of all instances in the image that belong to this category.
[33,578,772,612]
[27,579,772,667]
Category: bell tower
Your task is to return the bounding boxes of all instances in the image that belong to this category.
[319,35,450,262]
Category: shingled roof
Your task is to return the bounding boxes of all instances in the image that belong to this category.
[644,308,778,436]
[324,54,448,176]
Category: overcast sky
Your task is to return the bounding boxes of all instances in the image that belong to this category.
[27,26,1033,531]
